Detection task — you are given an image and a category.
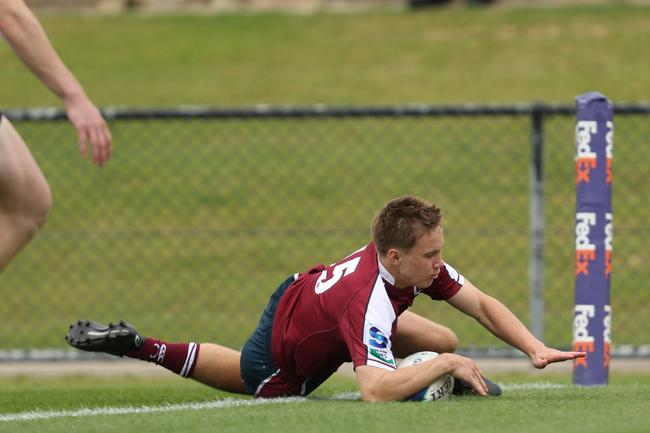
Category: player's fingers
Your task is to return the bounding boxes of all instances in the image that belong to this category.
[77,127,89,159]
[545,351,584,365]
[102,124,113,161]
[473,369,488,394]
[90,125,112,166]
[472,373,487,396]
[465,361,488,396]
[97,122,113,165]
[470,360,488,386]
[89,127,103,165]
[475,363,487,380]
[556,352,584,362]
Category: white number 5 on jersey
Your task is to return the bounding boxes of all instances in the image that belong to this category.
[314,257,361,294]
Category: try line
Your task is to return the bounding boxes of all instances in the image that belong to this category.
[0,396,306,423]
[0,383,572,422]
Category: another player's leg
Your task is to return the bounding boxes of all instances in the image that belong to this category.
[0,116,52,272]
[65,320,248,394]
[394,311,501,396]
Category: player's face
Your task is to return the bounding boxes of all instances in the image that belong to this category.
[395,226,445,288]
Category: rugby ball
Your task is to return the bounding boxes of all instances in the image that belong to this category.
[398,351,454,402]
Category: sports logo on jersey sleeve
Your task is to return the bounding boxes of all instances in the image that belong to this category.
[365,325,396,369]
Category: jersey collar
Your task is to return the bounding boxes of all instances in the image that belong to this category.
[377,255,396,285]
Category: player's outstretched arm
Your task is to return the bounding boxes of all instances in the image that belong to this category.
[447,280,585,368]
[355,353,487,402]
[0,0,112,165]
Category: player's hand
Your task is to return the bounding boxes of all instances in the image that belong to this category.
[64,94,112,166]
[438,353,488,396]
[530,347,586,369]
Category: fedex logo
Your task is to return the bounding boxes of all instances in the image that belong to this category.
[573,304,595,367]
[576,121,598,183]
[575,212,596,276]
[603,305,612,368]
[604,213,613,276]
[606,121,613,184]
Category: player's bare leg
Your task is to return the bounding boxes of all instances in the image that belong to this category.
[0,116,52,272]
[392,310,458,358]
[191,343,247,394]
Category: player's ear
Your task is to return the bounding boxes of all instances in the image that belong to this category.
[387,248,401,265]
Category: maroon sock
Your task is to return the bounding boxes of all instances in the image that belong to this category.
[126,338,200,378]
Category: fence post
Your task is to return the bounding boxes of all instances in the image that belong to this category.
[529,104,545,340]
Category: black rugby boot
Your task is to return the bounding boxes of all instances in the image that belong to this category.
[452,376,502,396]
[65,320,144,356]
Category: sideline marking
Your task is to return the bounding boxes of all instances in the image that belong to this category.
[0,397,306,422]
[1,383,576,421]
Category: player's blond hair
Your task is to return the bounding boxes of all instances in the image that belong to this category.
[371,196,442,256]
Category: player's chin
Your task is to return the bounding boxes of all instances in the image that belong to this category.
[416,277,436,288]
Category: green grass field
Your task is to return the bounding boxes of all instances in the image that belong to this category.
[1,372,649,433]
[1,5,650,107]
[1,3,649,357]
[1,5,648,432]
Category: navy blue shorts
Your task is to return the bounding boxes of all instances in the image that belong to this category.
[240,275,295,395]
[240,275,336,397]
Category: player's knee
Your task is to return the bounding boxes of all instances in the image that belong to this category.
[21,180,52,234]
[16,210,48,242]
[29,180,52,229]
[437,327,459,353]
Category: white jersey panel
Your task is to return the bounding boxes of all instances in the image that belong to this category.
[362,276,397,370]
[444,262,465,287]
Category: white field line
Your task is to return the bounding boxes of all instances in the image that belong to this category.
[1,383,574,422]
[330,391,361,400]
[0,397,306,423]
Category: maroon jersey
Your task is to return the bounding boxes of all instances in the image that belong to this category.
[271,242,464,384]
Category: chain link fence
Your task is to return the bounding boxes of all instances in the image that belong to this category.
[1,104,648,359]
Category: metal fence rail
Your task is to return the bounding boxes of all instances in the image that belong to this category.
[1,103,649,359]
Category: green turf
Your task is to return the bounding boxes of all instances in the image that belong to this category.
[1,373,649,433]
[1,5,650,107]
